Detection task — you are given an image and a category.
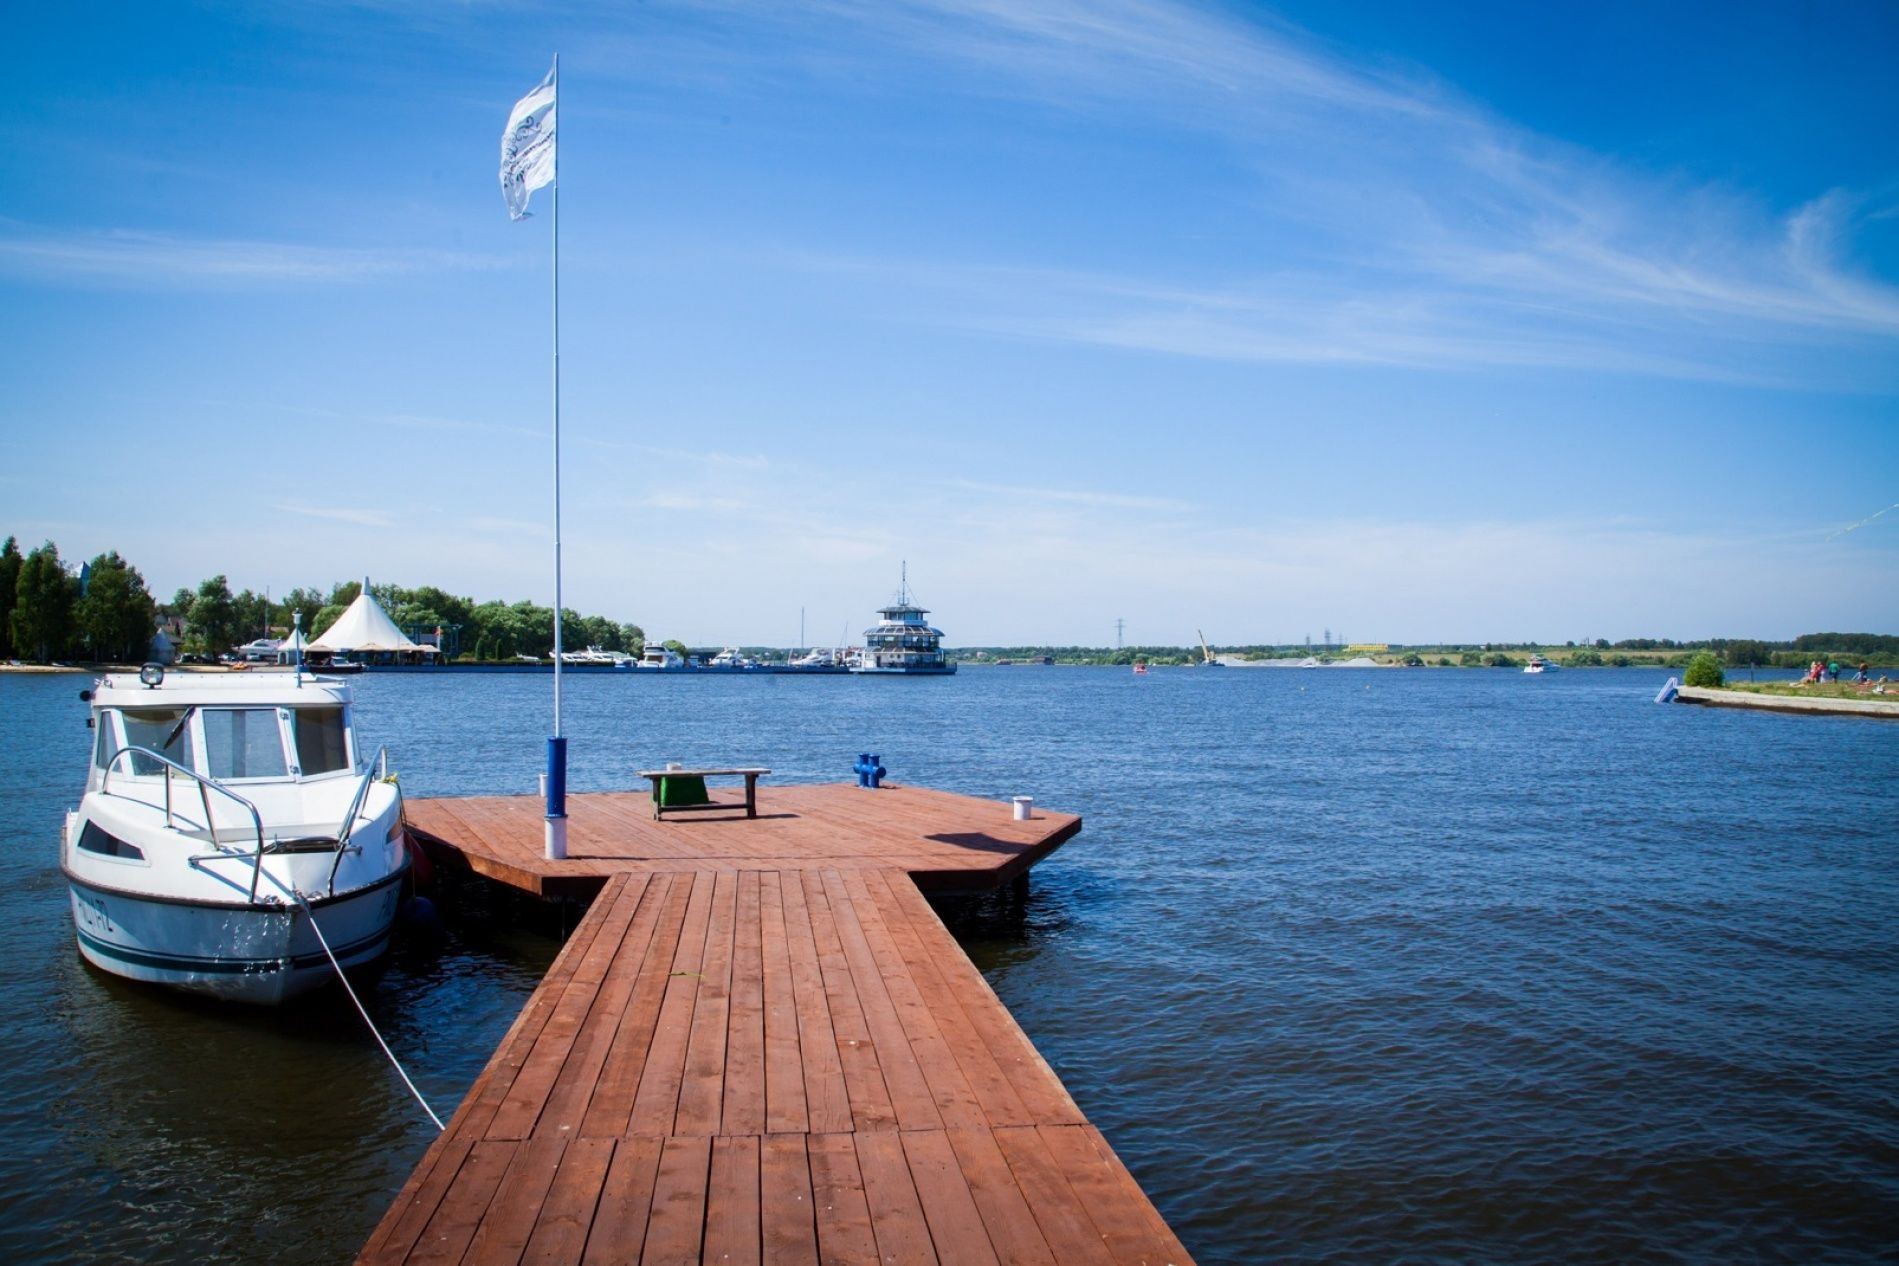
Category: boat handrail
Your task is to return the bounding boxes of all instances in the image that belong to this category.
[326,747,394,897]
[100,744,270,901]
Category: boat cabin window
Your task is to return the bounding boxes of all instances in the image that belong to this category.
[118,707,197,775]
[77,820,145,861]
[293,707,351,776]
[202,708,290,780]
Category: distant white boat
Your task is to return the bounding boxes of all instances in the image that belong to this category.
[632,644,688,670]
[1524,654,1560,674]
[558,646,631,666]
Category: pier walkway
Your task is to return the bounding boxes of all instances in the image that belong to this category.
[361,785,1191,1265]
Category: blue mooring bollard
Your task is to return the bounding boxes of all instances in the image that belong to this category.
[853,752,886,789]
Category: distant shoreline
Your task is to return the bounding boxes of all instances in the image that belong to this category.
[1676,685,1899,719]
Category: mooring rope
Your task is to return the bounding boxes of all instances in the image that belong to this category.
[295,891,445,1132]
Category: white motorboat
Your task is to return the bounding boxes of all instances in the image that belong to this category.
[632,644,688,670]
[61,664,411,1004]
[557,645,632,666]
[1524,654,1560,673]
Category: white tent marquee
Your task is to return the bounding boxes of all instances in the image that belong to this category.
[307,590,435,658]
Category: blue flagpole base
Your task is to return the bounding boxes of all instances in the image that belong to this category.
[545,735,568,860]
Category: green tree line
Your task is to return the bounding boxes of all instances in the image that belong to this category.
[2,535,643,665]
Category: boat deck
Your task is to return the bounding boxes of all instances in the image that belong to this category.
[362,786,1191,1264]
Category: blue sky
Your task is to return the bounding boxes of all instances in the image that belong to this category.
[4,1,1895,646]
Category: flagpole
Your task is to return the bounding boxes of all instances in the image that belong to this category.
[545,50,568,861]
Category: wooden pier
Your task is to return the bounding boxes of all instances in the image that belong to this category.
[361,784,1192,1265]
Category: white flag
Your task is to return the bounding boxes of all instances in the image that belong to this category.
[500,61,557,221]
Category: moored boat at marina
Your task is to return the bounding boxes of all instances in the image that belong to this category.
[61,665,410,1004]
[852,571,957,675]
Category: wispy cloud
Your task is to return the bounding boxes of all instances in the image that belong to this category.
[275,502,396,528]
[658,1,1899,384]
[0,225,503,288]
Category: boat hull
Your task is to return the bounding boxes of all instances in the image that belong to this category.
[66,868,407,1005]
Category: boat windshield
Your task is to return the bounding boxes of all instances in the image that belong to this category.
[118,707,197,775]
[292,707,352,776]
[202,708,289,781]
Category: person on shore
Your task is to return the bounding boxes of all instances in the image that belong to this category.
[1828,661,1840,682]
[1855,662,1870,683]
[1806,660,1825,684]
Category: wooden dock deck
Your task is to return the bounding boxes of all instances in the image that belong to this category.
[401,783,1084,898]
[362,785,1191,1265]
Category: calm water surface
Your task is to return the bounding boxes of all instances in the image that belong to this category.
[1,666,1894,1263]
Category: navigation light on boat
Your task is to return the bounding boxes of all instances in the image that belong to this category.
[138,663,165,688]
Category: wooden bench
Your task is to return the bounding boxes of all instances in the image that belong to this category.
[636,766,771,819]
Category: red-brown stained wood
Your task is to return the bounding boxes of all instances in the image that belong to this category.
[580,874,693,1139]
[360,1134,477,1265]
[818,870,944,1133]
[488,876,652,1140]
[990,1127,1109,1263]
[463,1134,568,1266]
[1036,1126,1191,1266]
[942,1128,1057,1266]
[580,1136,662,1266]
[628,872,717,1138]
[722,872,768,1137]
[644,1135,713,1265]
[675,871,739,1136]
[759,1133,820,1265]
[703,1135,762,1266]
[404,1139,518,1266]
[360,784,1194,1266]
[798,870,898,1133]
[851,1131,938,1266]
[900,1130,1001,1266]
[838,870,987,1132]
[778,872,853,1136]
[520,1136,615,1266]
[806,1132,880,1266]
[758,872,809,1136]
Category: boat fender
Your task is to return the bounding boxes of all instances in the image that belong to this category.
[1656,676,1680,704]
[401,895,442,936]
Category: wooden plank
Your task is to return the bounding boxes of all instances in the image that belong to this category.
[885,876,1084,1127]
[461,1135,567,1266]
[900,1130,1001,1266]
[675,870,739,1136]
[359,1135,477,1265]
[1038,1126,1193,1266]
[579,873,691,1138]
[405,1139,519,1266]
[519,1135,615,1266]
[641,1135,712,1266]
[806,1132,880,1266]
[536,874,674,1135]
[628,871,717,1138]
[838,869,986,1131]
[722,871,768,1136]
[703,1135,762,1266]
[852,1131,938,1266]
[942,1128,1057,1266]
[760,1133,819,1265]
[779,868,854,1135]
[820,870,944,1132]
[487,875,653,1139]
[579,1137,662,1266]
[798,871,898,1133]
[453,875,631,1139]
[990,1127,1108,1264]
[758,872,810,1135]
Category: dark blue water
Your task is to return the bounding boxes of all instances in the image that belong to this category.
[1,666,1894,1263]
